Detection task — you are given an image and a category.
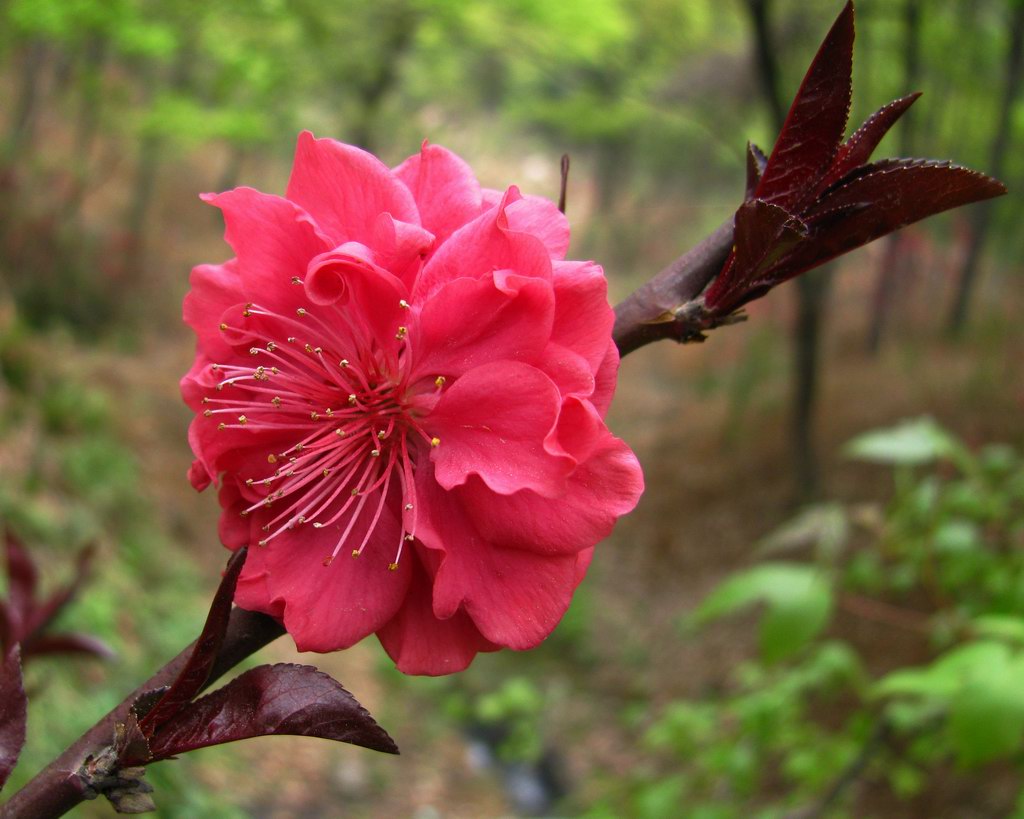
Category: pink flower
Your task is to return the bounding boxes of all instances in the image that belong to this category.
[181,133,643,675]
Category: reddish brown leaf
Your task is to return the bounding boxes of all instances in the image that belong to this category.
[0,646,27,790]
[146,663,398,761]
[745,142,769,200]
[139,548,247,736]
[754,0,854,211]
[705,200,807,311]
[4,533,37,642]
[22,632,115,661]
[778,160,1006,278]
[822,92,922,189]
[26,545,96,637]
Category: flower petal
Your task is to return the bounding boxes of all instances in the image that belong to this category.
[393,142,482,248]
[427,362,572,497]
[551,260,614,372]
[376,552,497,675]
[287,131,419,245]
[413,186,552,301]
[235,494,410,653]
[183,260,245,361]
[409,271,554,383]
[503,195,570,259]
[202,187,330,315]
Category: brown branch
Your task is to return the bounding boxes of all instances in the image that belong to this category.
[612,218,735,356]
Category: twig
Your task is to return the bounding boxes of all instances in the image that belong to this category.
[611,218,735,356]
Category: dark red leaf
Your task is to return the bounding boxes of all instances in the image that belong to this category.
[705,200,808,312]
[777,159,1006,278]
[25,545,96,637]
[745,142,769,200]
[5,533,38,642]
[754,1,854,211]
[22,632,116,661]
[139,548,247,736]
[821,92,922,189]
[0,646,27,790]
[146,663,398,761]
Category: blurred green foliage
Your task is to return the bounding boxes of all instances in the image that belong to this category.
[582,420,1024,817]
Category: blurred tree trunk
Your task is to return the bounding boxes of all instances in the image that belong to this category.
[744,0,831,500]
[61,35,110,223]
[866,0,922,354]
[348,4,417,153]
[946,0,1024,335]
[3,40,47,163]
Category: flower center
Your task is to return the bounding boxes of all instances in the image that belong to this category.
[204,301,440,570]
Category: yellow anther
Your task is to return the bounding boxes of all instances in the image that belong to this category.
[399,299,410,309]
[304,343,314,353]
[351,550,360,558]
[297,516,306,524]
[287,336,297,343]
[266,342,277,351]
[339,359,349,368]
[371,449,381,458]
[272,396,282,407]
[388,562,399,571]
[404,503,414,510]
[291,276,302,285]
[246,478,254,486]
[217,422,226,431]
[267,453,278,464]
[351,489,360,496]
[404,534,414,542]
[219,323,228,331]
[311,411,320,420]
[313,522,324,528]
[240,510,249,517]
[243,303,252,317]
[431,437,441,447]
[238,415,248,425]
[295,444,304,452]
[322,468,331,477]
[377,430,386,439]
[314,346,323,354]
[335,428,346,437]
[250,347,260,356]
[211,363,220,370]
[325,408,334,417]
[395,326,408,340]
[435,376,446,388]
[202,397,210,404]
[258,539,267,547]
[296,307,307,316]
[348,394,357,405]
[204,409,213,417]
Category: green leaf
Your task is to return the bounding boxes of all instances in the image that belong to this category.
[756,503,849,562]
[691,563,833,663]
[844,417,961,466]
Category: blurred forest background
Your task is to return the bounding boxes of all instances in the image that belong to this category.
[1,0,1023,816]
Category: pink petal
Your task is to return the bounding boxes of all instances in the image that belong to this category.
[202,187,330,315]
[537,342,595,399]
[286,131,419,246]
[463,415,644,555]
[414,470,580,649]
[409,271,555,383]
[590,339,621,417]
[503,195,570,259]
[393,142,482,247]
[376,554,497,675]
[551,260,614,372]
[235,494,410,652]
[413,186,553,301]
[183,260,245,361]
[370,213,435,286]
[217,479,252,549]
[426,362,572,497]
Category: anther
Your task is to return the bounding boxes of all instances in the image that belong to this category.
[325,408,334,417]
[287,336,297,343]
[339,359,349,368]
[435,376,446,388]
[431,437,441,447]
[399,299,410,309]
[296,307,307,316]
[258,539,268,547]
[335,428,346,437]
[246,478,254,486]
[267,342,277,351]
[322,556,333,566]
[238,415,248,425]
[404,534,414,541]
[272,396,282,407]
[313,522,324,528]
[311,411,320,420]
[395,326,408,340]
[291,276,302,285]
[348,394,357,405]
[267,454,278,464]
[243,303,253,317]
[351,550,360,558]
[250,347,259,356]
[377,430,386,439]
[404,503,413,510]
[304,343,314,353]
[388,563,399,571]
[322,468,331,477]
[204,409,213,417]
[217,422,226,431]
[219,323,228,331]
[371,449,381,457]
